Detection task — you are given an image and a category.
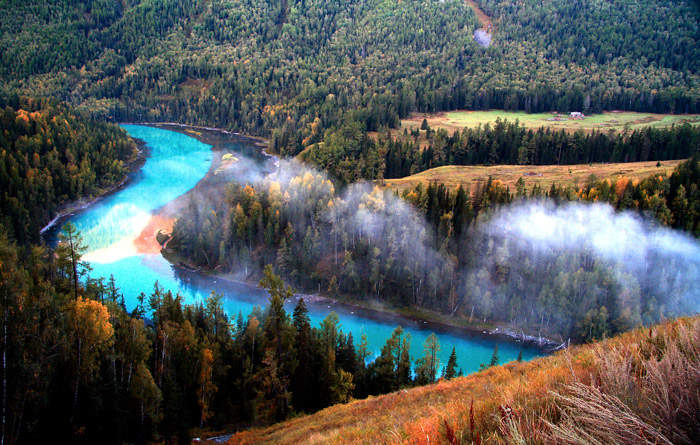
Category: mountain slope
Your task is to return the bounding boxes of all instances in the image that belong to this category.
[226,315,700,444]
[2,0,700,155]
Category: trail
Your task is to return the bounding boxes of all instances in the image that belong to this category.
[465,0,494,47]
[465,0,494,32]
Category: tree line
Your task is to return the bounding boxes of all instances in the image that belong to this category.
[306,118,700,183]
[0,94,137,244]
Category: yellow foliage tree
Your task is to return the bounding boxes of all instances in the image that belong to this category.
[69,297,114,422]
[198,347,217,427]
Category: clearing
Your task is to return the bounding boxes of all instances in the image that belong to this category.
[383,160,684,193]
[465,0,494,31]
[379,110,700,149]
[401,110,700,136]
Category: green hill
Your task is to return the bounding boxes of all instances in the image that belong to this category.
[2,0,700,155]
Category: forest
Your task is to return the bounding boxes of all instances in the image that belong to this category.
[0,226,479,443]
[169,154,700,343]
[1,0,700,157]
[0,94,137,244]
[0,97,485,441]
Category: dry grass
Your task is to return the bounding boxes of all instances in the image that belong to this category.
[544,383,673,445]
[226,316,700,444]
[383,160,683,193]
[227,346,596,444]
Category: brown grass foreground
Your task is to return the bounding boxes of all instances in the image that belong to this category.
[383,160,683,193]
[226,316,700,444]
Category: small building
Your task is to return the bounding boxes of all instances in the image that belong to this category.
[570,111,584,119]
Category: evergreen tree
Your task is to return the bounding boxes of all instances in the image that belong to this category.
[257,265,296,421]
[56,222,90,300]
[444,347,458,379]
[489,345,500,368]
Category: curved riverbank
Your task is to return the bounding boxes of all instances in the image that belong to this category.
[40,137,148,237]
[141,123,558,351]
[50,123,546,375]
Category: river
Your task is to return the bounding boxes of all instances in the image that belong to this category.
[47,124,543,375]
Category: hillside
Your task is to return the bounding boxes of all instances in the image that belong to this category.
[383,160,684,193]
[226,315,700,444]
[2,0,700,156]
[0,95,138,243]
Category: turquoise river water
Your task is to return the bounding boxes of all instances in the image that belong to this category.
[50,125,542,375]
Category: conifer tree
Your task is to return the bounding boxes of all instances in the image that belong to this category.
[444,347,458,379]
[488,345,500,368]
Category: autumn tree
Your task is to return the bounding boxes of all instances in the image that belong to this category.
[68,297,114,423]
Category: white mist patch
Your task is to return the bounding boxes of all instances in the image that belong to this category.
[485,201,700,311]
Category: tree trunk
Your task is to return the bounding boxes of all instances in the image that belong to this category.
[2,306,6,445]
[71,339,82,424]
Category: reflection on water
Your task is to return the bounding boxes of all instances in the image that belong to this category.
[57,125,542,375]
[72,125,213,259]
[82,203,151,261]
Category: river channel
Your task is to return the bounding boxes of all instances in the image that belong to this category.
[47,124,542,374]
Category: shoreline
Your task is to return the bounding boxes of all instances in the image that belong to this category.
[147,123,560,352]
[40,137,148,237]
[120,121,270,146]
[165,248,559,352]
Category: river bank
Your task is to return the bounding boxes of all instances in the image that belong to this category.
[162,241,558,352]
[131,123,275,255]
[40,136,148,237]
[145,123,560,352]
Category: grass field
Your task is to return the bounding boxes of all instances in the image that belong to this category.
[400,110,700,136]
[383,160,684,193]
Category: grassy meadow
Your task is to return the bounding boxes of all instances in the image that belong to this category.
[383,160,683,193]
[402,110,700,135]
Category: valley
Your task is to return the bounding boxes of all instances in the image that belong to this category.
[2,0,700,442]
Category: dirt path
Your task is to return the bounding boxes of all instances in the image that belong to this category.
[465,0,494,32]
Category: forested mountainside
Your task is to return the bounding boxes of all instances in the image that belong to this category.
[1,0,699,155]
[0,95,137,244]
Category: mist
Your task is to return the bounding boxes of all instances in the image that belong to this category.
[465,201,700,335]
[174,148,700,340]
